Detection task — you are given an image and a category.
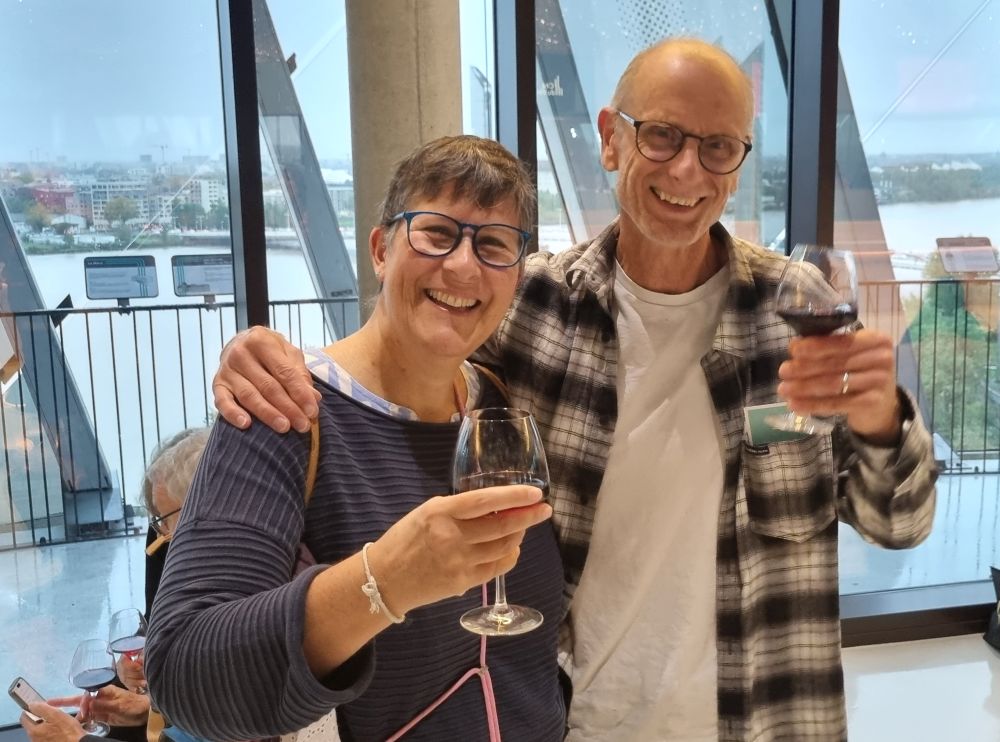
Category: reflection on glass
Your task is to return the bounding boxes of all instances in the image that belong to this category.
[836,0,1000,596]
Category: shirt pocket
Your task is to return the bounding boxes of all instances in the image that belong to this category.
[742,434,836,543]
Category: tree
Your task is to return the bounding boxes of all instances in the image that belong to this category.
[205,201,230,230]
[104,197,139,227]
[172,202,205,230]
[26,202,51,232]
[909,252,1000,455]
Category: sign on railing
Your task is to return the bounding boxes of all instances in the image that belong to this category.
[83,256,159,300]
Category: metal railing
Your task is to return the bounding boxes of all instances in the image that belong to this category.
[1,278,996,550]
[861,278,1000,474]
[0,297,357,550]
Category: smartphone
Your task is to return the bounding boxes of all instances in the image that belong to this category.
[7,677,44,724]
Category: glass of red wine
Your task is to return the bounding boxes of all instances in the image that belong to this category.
[109,608,148,694]
[766,243,859,435]
[452,407,549,636]
[68,639,116,737]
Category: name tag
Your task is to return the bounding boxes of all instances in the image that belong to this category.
[743,402,810,446]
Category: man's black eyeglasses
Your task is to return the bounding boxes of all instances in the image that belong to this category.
[150,507,180,536]
[390,211,530,269]
[616,110,752,175]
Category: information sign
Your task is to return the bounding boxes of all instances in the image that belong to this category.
[84,256,159,300]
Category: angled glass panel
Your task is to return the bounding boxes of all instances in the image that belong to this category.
[836,0,1000,596]
[536,0,789,252]
[256,0,359,347]
[0,0,237,725]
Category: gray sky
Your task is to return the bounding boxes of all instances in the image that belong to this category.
[0,0,996,163]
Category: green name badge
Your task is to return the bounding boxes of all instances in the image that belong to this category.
[743,402,811,446]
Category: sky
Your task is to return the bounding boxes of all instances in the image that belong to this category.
[0,0,996,164]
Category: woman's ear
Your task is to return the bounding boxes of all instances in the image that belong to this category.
[370,226,388,281]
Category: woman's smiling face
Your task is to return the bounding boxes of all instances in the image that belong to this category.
[369,190,523,364]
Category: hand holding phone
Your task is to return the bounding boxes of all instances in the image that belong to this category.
[8,676,44,724]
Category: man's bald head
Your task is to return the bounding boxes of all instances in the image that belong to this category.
[611,38,754,135]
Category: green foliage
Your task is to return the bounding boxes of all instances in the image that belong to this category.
[172,202,205,229]
[26,202,51,231]
[204,201,229,230]
[909,265,1000,455]
[104,196,139,226]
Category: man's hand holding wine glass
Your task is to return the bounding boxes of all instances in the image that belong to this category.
[777,329,903,445]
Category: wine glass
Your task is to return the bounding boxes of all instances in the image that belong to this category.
[68,639,116,738]
[452,407,549,636]
[766,243,859,434]
[109,608,147,694]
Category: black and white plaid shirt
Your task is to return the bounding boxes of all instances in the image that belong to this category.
[479,220,938,741]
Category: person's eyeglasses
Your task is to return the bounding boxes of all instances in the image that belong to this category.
[616,110,752,175]
[149,507,180,536]
[390,211,530,269]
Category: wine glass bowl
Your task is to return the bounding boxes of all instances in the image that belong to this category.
[452,407,549,636]
[109,608,148,694]
[768,244,859,434]
[68,639,116,738]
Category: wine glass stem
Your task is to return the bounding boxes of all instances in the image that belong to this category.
[492,576,510,615]
[82,690,98,732]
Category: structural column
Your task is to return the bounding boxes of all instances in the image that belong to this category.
[346,0,463,315]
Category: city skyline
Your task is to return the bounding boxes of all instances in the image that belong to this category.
[0,1,997,163]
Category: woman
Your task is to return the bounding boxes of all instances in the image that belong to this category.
[145,136,565,741]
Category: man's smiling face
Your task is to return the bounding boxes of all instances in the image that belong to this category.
[600,46,753,259]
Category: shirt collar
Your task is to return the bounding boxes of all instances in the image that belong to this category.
[564,219,764,359]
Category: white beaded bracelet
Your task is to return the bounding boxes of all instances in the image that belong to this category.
[361,542,405,624]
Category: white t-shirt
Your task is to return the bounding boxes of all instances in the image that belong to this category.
[566,262,729,742]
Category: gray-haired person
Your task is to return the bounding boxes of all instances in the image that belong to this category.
[21,428,211,742]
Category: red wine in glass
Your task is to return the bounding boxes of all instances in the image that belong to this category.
[71,668,117,693]
[452,408,550,637]
[68,639,115,737]
[776,304,858,337]
[768,244,859,435]
[109,607,149,693]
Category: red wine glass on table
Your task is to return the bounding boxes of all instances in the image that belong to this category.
[109,608,147,694]
[452,407,549,636]
[766,243,859,435]
[68,639,116,737]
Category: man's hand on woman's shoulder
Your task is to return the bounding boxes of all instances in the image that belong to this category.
[213,326,320,434]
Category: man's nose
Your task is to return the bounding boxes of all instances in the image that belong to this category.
[666,137,702,175]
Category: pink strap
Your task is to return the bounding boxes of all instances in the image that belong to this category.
[385,584,501,742]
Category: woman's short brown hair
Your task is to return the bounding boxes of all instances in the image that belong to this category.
[377,135,535,234]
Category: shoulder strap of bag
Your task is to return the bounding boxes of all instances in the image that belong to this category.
[470,363,511,404]
[305,419,320,505]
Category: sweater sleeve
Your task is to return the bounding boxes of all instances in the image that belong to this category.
[145,418,374,740]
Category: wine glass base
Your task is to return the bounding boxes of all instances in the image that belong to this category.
[764,412,835,435]
[460,605,544,636]
[81,720,111,738]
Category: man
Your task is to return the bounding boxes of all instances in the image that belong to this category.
[212,38,937,741]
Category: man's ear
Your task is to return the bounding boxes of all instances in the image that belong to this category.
[370,226,388,280]
[597,107,620,173]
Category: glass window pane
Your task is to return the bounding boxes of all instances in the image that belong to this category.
[257,0,358,347]
[0,1,235,725]
[836,0,1000,595]
[536,0,788,253]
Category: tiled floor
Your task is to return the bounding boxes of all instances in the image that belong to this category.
[2,470,999,736]
[843,634,1000,741]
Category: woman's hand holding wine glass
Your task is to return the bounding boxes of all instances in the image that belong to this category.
[367,482,551,617]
